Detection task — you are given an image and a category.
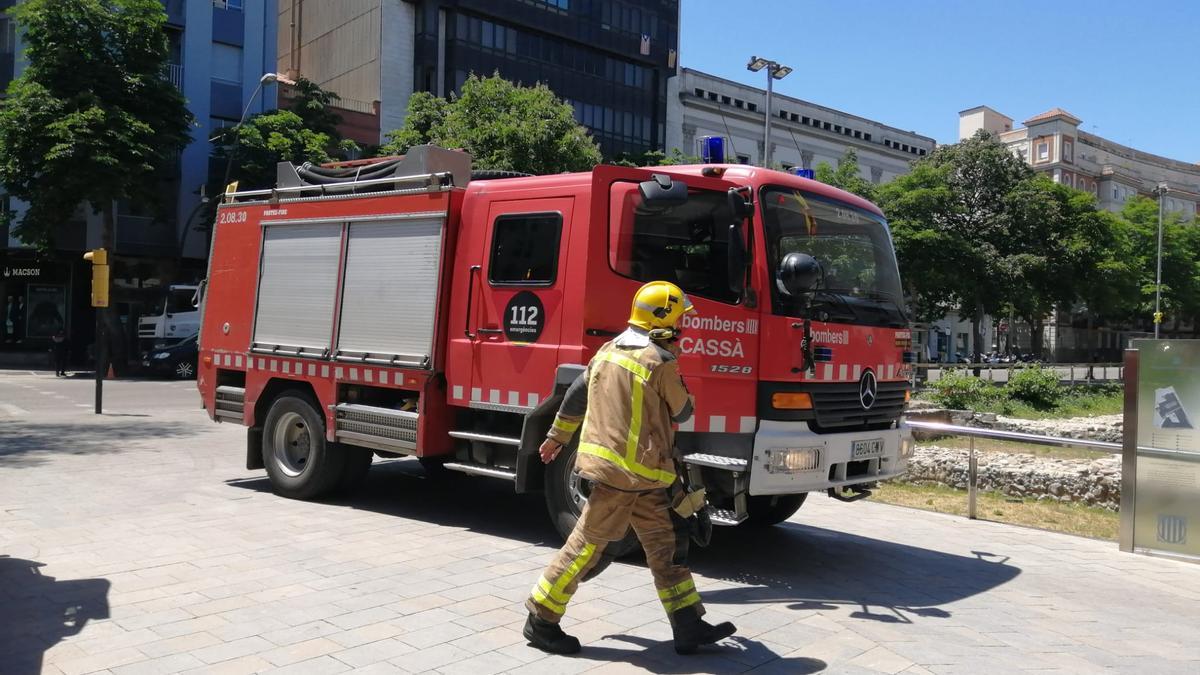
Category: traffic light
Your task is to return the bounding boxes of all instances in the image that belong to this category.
[82,248,109,308]
[1154,311,1164,325]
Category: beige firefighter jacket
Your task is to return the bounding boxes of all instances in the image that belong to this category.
[546,331,694,491]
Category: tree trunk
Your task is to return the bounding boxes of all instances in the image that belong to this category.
[1031,315,1045,361]
[971,302,984,375]
[100,202,128,375]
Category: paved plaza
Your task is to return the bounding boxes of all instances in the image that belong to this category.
[2,370,1200,674]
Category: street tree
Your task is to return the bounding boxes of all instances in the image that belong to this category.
[0,0,193,372]
[381,73,602,174]
[813,148,877,202]
[0,0,192,249]
[610,148,700,168]
[1119,196,1200,327]
[877,130,1033,361]
[214,78,359,190]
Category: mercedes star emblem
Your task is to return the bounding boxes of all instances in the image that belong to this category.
[859,370,878,410]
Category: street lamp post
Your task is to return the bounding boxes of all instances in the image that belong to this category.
[220,72,296,197]
[1152,182,1168,339]
[746,56,792,168]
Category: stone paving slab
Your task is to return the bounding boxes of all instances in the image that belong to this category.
[3,371,1200,673]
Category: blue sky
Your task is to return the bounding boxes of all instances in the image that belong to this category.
[680,0,1200,161]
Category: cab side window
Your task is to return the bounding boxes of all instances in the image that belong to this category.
[489,213,562,286]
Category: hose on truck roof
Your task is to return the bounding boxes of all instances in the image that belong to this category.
[296,158,405,185]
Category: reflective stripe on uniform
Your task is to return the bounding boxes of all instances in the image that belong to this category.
[657,579,696,600]
[579,442,676,484]
[594,350,651,382]
[552,416,580,435]
[531,543,596,615]
[662,590,702,613]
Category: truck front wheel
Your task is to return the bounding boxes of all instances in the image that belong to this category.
[543,439,640,559]
[746,493,808,527]
[262,393,343,500]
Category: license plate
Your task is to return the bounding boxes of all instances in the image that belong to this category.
[851,438,884,459]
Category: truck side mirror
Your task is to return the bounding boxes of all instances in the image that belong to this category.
[638,174,688,208]
[727,186,752,218]
[776,252,822,297]
[727,223,747,295]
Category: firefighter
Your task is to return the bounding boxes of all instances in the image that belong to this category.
[523,281,736,656]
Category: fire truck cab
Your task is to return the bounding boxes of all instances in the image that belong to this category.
[198,146,914,541]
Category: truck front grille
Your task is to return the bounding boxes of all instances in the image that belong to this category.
[809,381,907,431]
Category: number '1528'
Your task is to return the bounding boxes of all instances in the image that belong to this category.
[710,364,752,374]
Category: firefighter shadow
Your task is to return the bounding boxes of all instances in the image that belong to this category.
[693,524,1020,625]
[570,635,826,673]
[0,419,199,469]
[0,556,111,675]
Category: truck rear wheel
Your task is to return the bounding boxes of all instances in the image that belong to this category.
[746,493,808,527]
[543,439,640,559]
[262,392,343,500]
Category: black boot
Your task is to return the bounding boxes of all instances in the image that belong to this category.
[671,606,736,655]
[523,613,581,655]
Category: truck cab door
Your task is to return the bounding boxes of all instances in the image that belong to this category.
[461,198,574,413]
[586,166,763,437]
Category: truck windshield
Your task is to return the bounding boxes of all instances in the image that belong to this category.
[761,186,906,327]
[166,288,196,314]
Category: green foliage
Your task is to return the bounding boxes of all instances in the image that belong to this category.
[0,0,193,247]
[214,78,359,190]
[380,73,601,174]
[927,369,999,410]
[611,147,700,168]
[813,148,877,201]
[1005,365,1063,409]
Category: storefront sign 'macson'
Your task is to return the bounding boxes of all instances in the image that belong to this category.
[3,267,42,278]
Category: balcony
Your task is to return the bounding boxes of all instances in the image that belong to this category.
[165,63,183,90]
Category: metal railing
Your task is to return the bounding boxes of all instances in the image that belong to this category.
[904,420,1121,520]
[914,362,1124,387]
[165,63,184,90]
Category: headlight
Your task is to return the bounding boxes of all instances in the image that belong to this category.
[153,352,171,360]
[766,447,821,474]
[899,437,915,459]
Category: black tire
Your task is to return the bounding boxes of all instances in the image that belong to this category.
[543,439,640,557]
[417,455,457,479]
[336,446,373,492]
[746,493,808,527]
[261,392,344,500]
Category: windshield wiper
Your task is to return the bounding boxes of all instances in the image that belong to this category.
[807,289,859,322]
[856,291,910,324]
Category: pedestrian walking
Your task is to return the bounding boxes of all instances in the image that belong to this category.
[51,329,69,377]
[523,281,736,656]
[9,295,25,343]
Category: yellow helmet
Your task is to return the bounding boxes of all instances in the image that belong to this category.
[628,281,695,332]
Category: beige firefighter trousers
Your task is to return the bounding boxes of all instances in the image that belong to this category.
[526,482,703,624]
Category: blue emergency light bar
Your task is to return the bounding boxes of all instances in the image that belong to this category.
[793,168,815,179]
[813,347,834,362]
[699,136,725,164]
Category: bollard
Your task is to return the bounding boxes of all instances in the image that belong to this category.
[968,436,977,520]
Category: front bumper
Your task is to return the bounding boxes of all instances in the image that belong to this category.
[747,420,912,496]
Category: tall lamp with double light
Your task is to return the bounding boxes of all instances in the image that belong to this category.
[746,56,792,169]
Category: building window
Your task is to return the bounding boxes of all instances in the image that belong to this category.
[736,154,750,164]
[790,113,799,122]
[822,122,831,131]
[747,103,757,112]
[802,116,810,125]
[918,149,927,156]
[721,95,731,104]
[693,88,704,97]
[489,213,563,286]
[779,110,788,119]
[735,99,744,109]
[213,0,243,10]
[707,92,718,101]
[853,130,861,139]
[863,133,872,141]
[1113,188,1119,200]
[211,43,242,84]
[1063,140,1073,162]
[1036,142,1049,161]
[781,163,794,171]
[0,17,16,55]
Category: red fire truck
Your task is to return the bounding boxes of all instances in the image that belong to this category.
[198,146,915,541]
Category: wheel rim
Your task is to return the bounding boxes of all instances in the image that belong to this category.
[175,361,194,378]
[566,464,593,515]
[272,412,311,478]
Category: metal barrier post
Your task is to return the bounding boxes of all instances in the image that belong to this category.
[968,436,977,519]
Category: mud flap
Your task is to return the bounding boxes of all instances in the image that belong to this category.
[246,427,264,470]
